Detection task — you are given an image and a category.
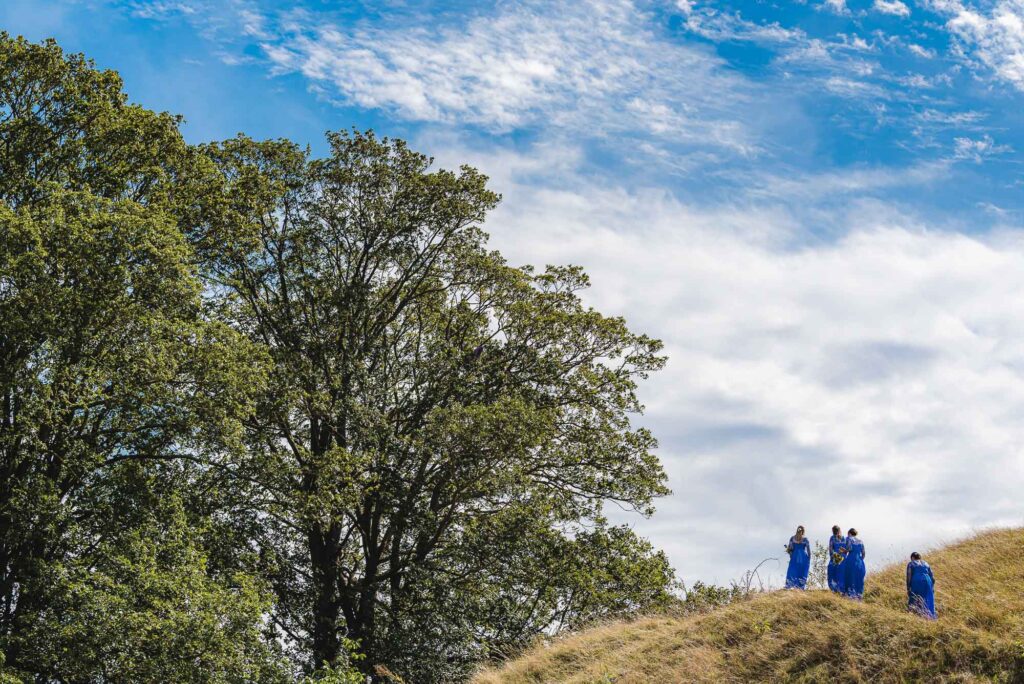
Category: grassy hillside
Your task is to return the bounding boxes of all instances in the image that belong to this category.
[474,528,1024,683]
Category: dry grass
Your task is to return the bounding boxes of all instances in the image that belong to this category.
[474,528,1024,683]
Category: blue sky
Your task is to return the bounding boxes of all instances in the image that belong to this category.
[8,0,1024,586]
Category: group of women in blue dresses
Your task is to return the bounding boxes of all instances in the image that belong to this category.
[784,525,936,619]
[783,525,865,597]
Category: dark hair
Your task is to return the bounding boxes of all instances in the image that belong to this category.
[796,525,805,533]
[910,551,921,560]
[848,528,857,536]
[832,525,840,534]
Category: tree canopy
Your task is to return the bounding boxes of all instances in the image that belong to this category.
[0,33,675,683]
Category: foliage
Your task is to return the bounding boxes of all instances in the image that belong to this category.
[0,32,210,215]
[9,491,287,682]
[676,580,746,615]
[298,638,366,684]
[810,541,829,590]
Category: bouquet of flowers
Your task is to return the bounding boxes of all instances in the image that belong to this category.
[832,551,845,565]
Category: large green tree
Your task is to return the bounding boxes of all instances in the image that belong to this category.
[203,131,673,681]
[0,34,284,681]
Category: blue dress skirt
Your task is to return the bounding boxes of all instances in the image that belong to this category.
[907,560,936,619]
[844,538,866,599]
[827,535,846,593]
[785,536,811,589]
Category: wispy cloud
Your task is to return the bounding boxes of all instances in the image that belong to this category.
[928,0,1024,89]
[953,134,1012,161]
[908,43,936,58]
[237,7,269,39]
[821,0,851,16]
[874,0,911,17]
[682,7,806,44]
[825,75,887,97]
[117,0,1002,178]
[917,108,985,126]
[742,160,952,203]
[127,0,197,19]
[254,0,759,155]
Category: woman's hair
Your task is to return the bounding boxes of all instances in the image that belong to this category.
[910,551,921,560]
[832,525,840,534]
[796,525,805,533]
[848,528,858,536]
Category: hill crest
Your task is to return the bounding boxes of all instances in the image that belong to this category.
[475,528,1024,683]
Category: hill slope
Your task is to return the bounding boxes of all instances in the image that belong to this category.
[475,528,1024,683]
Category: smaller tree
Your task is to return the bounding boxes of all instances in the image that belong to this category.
[677,581,746,615]
[810,542,829,590]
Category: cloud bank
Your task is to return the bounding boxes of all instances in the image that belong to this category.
[456,150,1024,582]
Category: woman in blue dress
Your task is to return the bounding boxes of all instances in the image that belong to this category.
[784,525,811,589]
[827,525,846,593]
[906,552,936,619]
[843,528,866,599]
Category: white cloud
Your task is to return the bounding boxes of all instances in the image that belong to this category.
[916,108,985,125]
[238,8,269,39]
[898,72,936,87]
[254,0,757,153]
[822,0,851,16]
[845,34,874,51]
[682,8,806,44]
[874,0,911,17]
[779,38,835,66]
[744,160,950,201]
[929,0,1024,89]
[825,75,887,97]
[778,37,881,82]
[127,0,196,19]
[908,43,936,58]
[953,134,1012,161]
[431,139,1024,584]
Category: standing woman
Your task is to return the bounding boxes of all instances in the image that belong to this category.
[827,525,846,593]
[907,552,937,619]
[843,528,866,599]
[785,525,811,590]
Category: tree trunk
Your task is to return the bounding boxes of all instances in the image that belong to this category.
[308,523,342,668]
[354,567,378,676]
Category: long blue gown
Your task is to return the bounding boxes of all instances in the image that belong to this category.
[785,536,811,589]
[907,560,936,619]
[844,537,866,599]
[827,534,846,593]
